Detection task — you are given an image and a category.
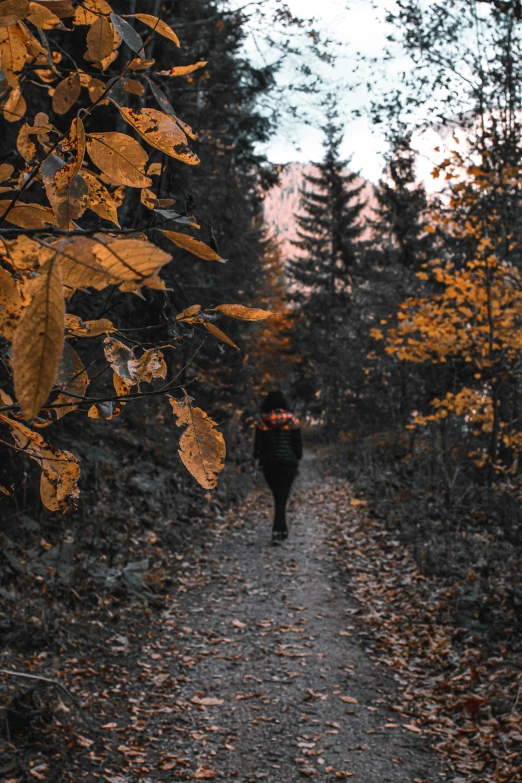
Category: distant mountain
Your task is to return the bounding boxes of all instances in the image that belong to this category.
[263,162,376,259]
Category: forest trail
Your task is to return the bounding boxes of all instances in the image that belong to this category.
[111,452,440,783]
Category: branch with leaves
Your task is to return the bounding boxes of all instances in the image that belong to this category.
[0,0,272,511]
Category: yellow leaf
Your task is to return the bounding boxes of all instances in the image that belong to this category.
[123,77,144,96]
[58,237,111,291]
[159,61,208,77]
[103,336,135,381]
[3,235,52,270]
[17,122,36,161]
[92,237,171,282]
[82,169,119,225]
[134,348,167,383]
[73,0,111,25]
[86,132,152,188]
[113,371,131,396]
[0,411,80,510]
[214,304,273,321]
[52,71,81,114]
[0,266,23,340]
[0,0,30,21]
[140,187,156,210]
[87,401,123,420]
[12,257,65,419]
[3,86,26,121]
[161,230,223,261]
[65,313,114,336]
[85,16,114,62]
[204,322,239,350]
[170,396,226,490]
[0,200,58,228]
[0,162,14,182]
[42,154,89,228]
[27,1,61,28]
[133,13,179,47]
[54,342,88,418]
[0,23,27,87]
[176,304,201,320]
[119,107,199,165]
[38,1,74,18]
[55,117,86,190]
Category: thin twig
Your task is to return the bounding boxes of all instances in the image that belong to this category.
[0,669,95,730]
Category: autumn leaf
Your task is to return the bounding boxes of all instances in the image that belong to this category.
[176,304,201,321]
[0,163,14,183]
[54,342,88,418]
[86,132,152,188]
[82,169,119,225]
[3,87,26,122]
[158,62,208,77]
[214,304,273,320]
[92,237,171,282]
[170,396,226,489]
[65,314,114,337]
[52,72,81,114]
[26,1,61,29]
[133,13,180,46]
[119,107,199,165]
[0,23,27,87]
[103,336,136,381]
[0,411,80,510]
[58,237,112,292]
[160,230,224,261]
[0,0,30,21]
[205,322,239,350]
[0,266,23,340]
[0,200,58,228]
[73,0,111,25]
[85,16,115,62]
[12,257,65,419]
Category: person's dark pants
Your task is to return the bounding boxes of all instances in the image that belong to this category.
[262,463,298,532]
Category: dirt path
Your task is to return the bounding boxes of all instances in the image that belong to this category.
[111,452,440,782]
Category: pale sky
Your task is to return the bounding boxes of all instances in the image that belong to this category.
[241,0,396,183]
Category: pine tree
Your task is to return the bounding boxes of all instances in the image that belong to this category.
[369,134,431,274]
[287,111,366,426]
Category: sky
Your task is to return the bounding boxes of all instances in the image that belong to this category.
[242,0,396,183]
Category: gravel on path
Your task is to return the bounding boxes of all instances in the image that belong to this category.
[124,452,441,782]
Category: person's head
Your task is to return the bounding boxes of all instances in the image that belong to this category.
[261,390,290,413]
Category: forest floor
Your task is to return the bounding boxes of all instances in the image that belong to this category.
[2,451,521,782]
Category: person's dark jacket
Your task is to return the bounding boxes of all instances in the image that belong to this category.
[254,409,302,466]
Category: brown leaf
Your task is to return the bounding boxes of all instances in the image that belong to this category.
[86,132,152,188]
[3,87,26,122]
[103,336,136,381]
[85,16,114,62]
[204,322,239,350]
[0,23,27,87]
[92,237,171,282]
[65,314,114,336]
[119,107,199,165]
[52,71,81,114]
[82,169,119,225]
[191,696,224,706]
[12,257,65,419]
[0,201,58,228]
[0,0,30,21]
[27,1,61,29]
[0,411,80,511]
[176,304,201,320]
[73,0,111,25]
[161,230,224,261]
[0,266,23,340]
[133,13,180,46]
[159,62,208,77]
[170,396,226,490]
[38,1,74,18]
[214,304,273,321]
[338,695,358,704]
[0,163,14,183]
[194,767,216,780]
[58,237,111,291]
[42,154,89,228]
[54,342,88,418]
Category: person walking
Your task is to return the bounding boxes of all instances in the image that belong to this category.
[254,391,303,545]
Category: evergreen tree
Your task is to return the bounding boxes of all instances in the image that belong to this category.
[369,134,431,273]
[287,111,366,426]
